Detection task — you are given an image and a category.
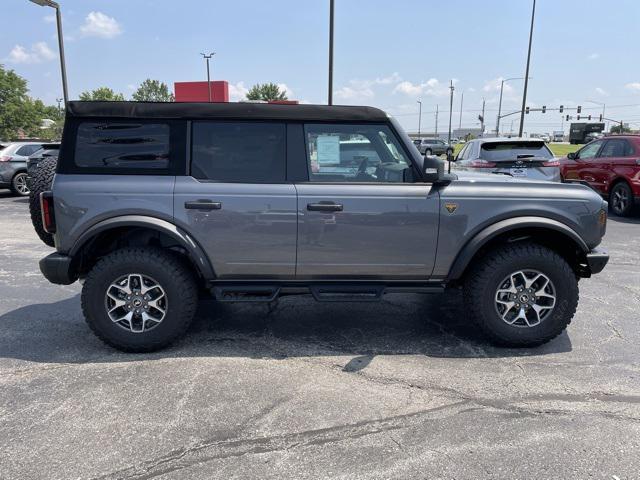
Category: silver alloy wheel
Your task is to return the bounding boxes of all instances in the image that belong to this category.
[13,173,29,195]
[494,270,556,328]
[612,186,629,214]
[105,273,167,333]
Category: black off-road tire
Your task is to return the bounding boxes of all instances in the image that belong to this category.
[28,157,57,247]
[609,181,634,217]
[463,243,578,348]
[81,247,198,352]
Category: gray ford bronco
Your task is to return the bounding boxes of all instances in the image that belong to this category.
[38,101,609,352]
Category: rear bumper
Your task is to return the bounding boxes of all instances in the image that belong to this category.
[39,253,77,285]
[585,248,609,275]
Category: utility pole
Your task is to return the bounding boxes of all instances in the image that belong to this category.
[458,91,464,129]
[416,100,422,137]
[447,80,455,145]
[200,52,215,102]
[518,0,536,137]
[328,0,335,105]
[481,98,485,136]
[435,104,439,138]
[56,97,63,114]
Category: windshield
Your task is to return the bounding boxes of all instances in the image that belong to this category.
[479,141,553,161]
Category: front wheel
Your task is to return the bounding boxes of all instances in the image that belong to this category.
[464,243,578,347]
[81,247,198,352]
[609,182,633,216]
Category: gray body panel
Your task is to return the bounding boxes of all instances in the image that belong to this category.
[52,174,176,253]
[173,176,297,279]
[295,183,439,279]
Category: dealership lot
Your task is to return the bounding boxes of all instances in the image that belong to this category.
[0,191,638,479]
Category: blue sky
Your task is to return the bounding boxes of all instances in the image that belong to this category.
[3,0,640,133]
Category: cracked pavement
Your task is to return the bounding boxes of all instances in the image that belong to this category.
[0,191,638,479]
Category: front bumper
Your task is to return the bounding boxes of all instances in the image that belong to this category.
[39,253,77,285]
[585,248,609,275]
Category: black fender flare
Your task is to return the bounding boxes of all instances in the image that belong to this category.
[446,216,589,281]
[69,215,215,280]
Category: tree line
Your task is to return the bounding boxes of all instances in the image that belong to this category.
[0,63,289,141]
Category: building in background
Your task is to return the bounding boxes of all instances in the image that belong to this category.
[174,81,229,102]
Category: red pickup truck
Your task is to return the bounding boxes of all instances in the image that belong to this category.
[560,135,640,216]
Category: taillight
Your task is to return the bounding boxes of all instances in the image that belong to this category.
[40,191,56,234]
[0,155,11,162]
[470,159,497,168]
[542,159,560,167]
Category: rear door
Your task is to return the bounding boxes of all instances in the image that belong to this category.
[173,121,297,279]
[598,138,635,195]
[294,122,439,279]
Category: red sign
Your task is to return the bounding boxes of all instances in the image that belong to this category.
[174,81,229,102]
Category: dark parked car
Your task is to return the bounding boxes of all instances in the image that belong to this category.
[452,138,561,182]
[560,135,640,216]
[38,101,608,352]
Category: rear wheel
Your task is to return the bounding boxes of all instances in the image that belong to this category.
[81,247,198,352]
[10,172,29,196]
[609,181,633,216]
[29,157,57,247]
[464,243,578,347]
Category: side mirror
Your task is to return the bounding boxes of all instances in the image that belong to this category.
[567,152,577,160]
[422,155,444,183]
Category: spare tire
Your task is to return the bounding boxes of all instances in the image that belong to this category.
[29,157,58,247]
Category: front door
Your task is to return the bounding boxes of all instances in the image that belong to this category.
[295,123,439,279]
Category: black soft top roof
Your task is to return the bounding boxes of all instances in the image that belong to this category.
[65,101,389,122]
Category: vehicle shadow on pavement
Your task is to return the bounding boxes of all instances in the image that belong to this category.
[608,214,640,225]
[0,290,572,366]
[0,191,28,203]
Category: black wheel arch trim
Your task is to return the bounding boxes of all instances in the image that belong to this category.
[69,215,216,280]
[446,216,589,281]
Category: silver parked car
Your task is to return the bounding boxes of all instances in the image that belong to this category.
[0,141,46,196]
[452,137,561,182]
[414,138,453,156]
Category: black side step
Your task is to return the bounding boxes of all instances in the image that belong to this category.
[309,284,385,302]
[213,285,280,302]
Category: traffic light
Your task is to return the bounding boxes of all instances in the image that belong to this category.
[559,105,564,113]
[577,115,581,120]
[542,105,546,113]
[588,115,592,120]
[577,105,582,114]
[525,106,530,114]
[566,115,570,121]
[478,114,484,122]
[599,114,603,122]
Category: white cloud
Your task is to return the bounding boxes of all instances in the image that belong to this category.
[467,87,476,92]
[483,77,514,95]
[335,73,402,102]
[594,87,609,97]
[80,11,122,39]
[43,14,56,23]
[6,42,56,64]
[625,82,640,92]
[335,85,374,101]
[228,81,249,101]
[277,83,294,99]
[393,78,452,97]
[588,53,600,60]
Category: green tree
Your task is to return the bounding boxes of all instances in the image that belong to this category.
[246,83,288,101]
[609,124,631,134]
[132,79,174,102]
[0,64,42,140]
[79,87,125,101]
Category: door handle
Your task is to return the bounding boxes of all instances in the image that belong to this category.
[185,200,222,210]
[307,202,343,212]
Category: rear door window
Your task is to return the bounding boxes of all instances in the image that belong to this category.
[600,139,633,158]
[16,144,42,156]
[75,122,170,170]
[191,121,286,183]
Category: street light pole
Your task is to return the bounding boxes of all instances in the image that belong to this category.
[328,0,335,105]
[435,104,439,138]
[29,0,68,104]
[518,0,536,137]
[416,100,422,137]
[200,52,215,102]
[496,76,530,136]
[447,80,455,145]
[458,91,463,129]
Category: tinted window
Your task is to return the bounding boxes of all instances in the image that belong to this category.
[479,141,553,160]
[600,139,633,158]
[305,124,412,183]
[16,144,42,156]
[191,122,286,183]
[75,122,169,169]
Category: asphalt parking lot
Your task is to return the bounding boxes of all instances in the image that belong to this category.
[0,191,638,480]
